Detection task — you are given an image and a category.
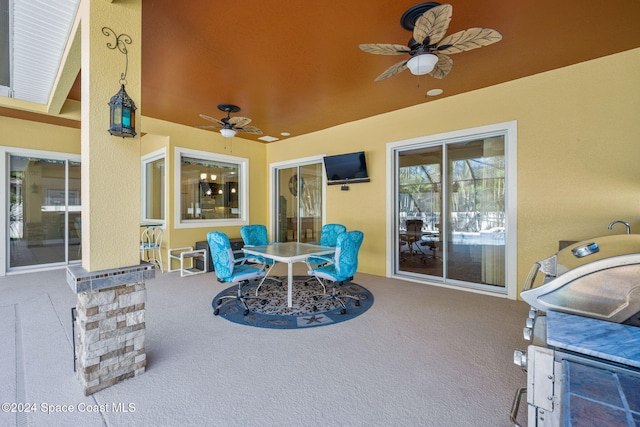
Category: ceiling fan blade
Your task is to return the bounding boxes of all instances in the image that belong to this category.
[196,125,222,129]
[429,54,453,79]
[359,43,411,55]
[229,116,252,127]
[199,114,225,126]
[413,4,452,46]
[237,125,263,135]
[436,28,502,55]
[374,59,408,82]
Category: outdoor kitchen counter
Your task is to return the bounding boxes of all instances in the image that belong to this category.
[547,311,640,426]
[547,311,640,369]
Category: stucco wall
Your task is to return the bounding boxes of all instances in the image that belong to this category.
[266,47,640,289]
[141,117,269,252]
[2,48,639,294]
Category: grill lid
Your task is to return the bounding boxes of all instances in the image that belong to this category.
[521,235,640,323]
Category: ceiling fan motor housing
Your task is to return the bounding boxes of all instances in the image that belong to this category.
[217,103,241,114]
[400,2,441,31]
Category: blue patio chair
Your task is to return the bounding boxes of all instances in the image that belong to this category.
[308,230,364,314]
[304,223,346,286]
[208,231,267,316]
[240,224,274,265]
[240,224,282,287]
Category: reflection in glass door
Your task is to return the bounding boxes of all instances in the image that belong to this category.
[398,145,443,277]
[275,163,323,243]
[396,135,506,291]
[8,155,81,269]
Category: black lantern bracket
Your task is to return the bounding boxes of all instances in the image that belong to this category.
[103,27,137,138]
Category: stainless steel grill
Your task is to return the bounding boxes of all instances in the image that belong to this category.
[510,234,640,427]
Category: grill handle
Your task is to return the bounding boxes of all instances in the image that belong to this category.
[509,387,527,427]
[522,262,541,293]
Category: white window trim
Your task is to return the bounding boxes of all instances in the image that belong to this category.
[385,121,518,300]
[0,146,81,276]
[173,147,249,229]
[140,148,167,226]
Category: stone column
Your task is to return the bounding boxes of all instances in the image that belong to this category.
[68,263,154,395]
[68,0,148,395]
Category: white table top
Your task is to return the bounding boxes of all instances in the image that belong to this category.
[242,242,335,263]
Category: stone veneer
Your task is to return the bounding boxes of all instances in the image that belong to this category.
[67,263,155,395]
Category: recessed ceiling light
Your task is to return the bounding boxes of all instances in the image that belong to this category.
[426,88,443,96]
[280,132,291,137]
[258,135,279,142]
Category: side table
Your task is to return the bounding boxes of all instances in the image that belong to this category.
[168,247,207,277]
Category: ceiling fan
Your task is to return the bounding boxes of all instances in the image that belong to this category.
[359,2,502,82]
[198,104,263,138]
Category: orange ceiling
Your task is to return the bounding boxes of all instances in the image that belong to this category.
[67,0,640,142]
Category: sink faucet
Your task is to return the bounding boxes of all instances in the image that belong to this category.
[608,220,631,234]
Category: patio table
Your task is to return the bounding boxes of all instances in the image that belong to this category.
[242,242,334,307]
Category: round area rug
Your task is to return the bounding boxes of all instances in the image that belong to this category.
[212,276,374,329]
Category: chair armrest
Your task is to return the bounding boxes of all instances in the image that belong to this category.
[233,254,249,265]
[307,255,335,265]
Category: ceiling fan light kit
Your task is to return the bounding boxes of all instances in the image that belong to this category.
[407,53,438,75]
[220,128,237,138]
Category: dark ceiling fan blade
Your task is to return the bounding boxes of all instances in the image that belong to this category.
[229,116,252,127]
[374,59,409,82]
[413,4,452,46]
[436,28,502,55]
[199,114,225,126]
[359,43,411,55]
[429,54,453,79]
[237,125,263,135]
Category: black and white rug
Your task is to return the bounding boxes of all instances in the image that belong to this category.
[212,276,374,329]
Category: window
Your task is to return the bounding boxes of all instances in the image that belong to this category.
[174,148,248,228]
[273,160,324,242]
[2,149,81,273]
[388,121,517,298]
[141,149,165,223]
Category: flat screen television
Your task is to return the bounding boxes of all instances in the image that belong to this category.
[323,151,370,185]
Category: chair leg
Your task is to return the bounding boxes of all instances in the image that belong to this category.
[311,280,360,314]
[306,276,326,293]
[214,280,266,316]
[155,248,164,273]
[304,261,327,291]
[254,264,282,296]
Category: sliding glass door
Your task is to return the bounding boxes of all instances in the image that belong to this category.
[274,162,323,243]
[395,134,507,292]
[8,154,81,270]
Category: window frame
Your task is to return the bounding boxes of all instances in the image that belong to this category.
[174,147,249,229]
[386,121,518,299]
[0,146,81,275]
[140,148,166,226]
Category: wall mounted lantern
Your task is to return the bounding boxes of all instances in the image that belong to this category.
[103,27,137,138]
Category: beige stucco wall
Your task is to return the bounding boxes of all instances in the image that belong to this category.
[0,116,80,152]
[141,117,269,253]
[79,0,142,271]
[2,47,639,294]
[267,47,640,289]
